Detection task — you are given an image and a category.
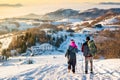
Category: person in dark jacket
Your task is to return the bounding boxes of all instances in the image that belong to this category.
[81,36,93,74]
[65,39,78,73]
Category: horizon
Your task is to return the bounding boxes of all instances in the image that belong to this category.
[0,0,120,19]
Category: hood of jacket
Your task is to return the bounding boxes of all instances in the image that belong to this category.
[70,41,77,48]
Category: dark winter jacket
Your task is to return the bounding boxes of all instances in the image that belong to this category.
[81,41,92,57]
[65,45,78,64]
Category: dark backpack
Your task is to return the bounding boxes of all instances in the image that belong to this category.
[82,42,90,56]
[65,46,77,58]
[88,40,97,56]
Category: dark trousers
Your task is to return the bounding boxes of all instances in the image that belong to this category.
[68,58,76,73]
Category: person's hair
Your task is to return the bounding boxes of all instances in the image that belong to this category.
[71,39,75,43]
[71,39,74,41]
[86,36,90,41]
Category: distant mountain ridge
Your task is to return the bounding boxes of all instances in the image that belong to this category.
[19,13,42,19]
[17,8,120,20]
[43,8,120,20]
[78,8,120,20]
[41,8,79,20]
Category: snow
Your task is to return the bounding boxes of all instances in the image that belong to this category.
[52,18,81,25]
[18,22,35,30]
[0,36,12,49]
[99,16,119,25]
[79,27,102,35]
[57,18,81,23]
[0,54,120,80]
[0,21,17,32]
[0,19,42,31]
[58,33,85,52]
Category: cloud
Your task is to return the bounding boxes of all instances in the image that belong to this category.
[0,3,23,7]
[99,2,120,5]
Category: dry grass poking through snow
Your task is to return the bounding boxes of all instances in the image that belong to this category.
[94,30,120,59]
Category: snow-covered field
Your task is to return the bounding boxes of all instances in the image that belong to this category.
[0,36,12,49]
[0,54,120,80]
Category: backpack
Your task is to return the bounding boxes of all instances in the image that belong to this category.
[65,46,76,58]
[82,42,90,57]
[88,40,97,56]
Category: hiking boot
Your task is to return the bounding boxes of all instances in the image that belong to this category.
[68,69,70,73]
[72,71,75,74]
[85,71,88,74]
[90,71,93,74]
[90,69,93,74]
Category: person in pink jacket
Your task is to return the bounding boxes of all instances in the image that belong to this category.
[65,39,78,73]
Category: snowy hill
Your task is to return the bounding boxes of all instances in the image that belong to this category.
[0,15,119,53]
[0,18,43,32]
[77,8,120,20]
[42,8,120,20]
[52,18,82,25]
[0,8,120,33]
[0,34,13,49]
[42,9,79,20]
[0,26,120,80]
[99,15,120,25]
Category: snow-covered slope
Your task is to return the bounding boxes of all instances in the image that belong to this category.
[99,15,120,25]
[0,54,120,80]
[0,19,41,32]
[0,34,13,49]
[58,33,86,52]
[52,18,81,25]
[17,21,34,30]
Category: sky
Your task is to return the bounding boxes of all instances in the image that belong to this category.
[0,0,120,18]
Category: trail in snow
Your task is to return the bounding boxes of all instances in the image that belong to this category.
[1,54,120,80]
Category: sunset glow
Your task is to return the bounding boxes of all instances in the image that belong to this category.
[0,0,120,18]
